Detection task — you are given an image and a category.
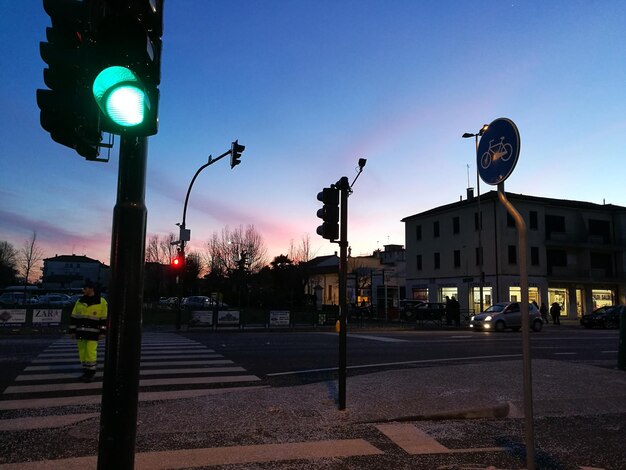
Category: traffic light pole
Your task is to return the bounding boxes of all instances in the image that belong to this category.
[98,136,148,470]
[337,176,349,411]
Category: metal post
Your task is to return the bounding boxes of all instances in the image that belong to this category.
[98,136,148,470]
[497,183,535,470]
[475,134,484,311]
[338,176,349,410]
[619,309,626,370]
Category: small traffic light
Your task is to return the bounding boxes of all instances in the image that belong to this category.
[316,186,340,240]
[171,251,184,269]
[230,140,245,169]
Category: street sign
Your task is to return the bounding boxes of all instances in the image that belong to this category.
[477,118,520,185]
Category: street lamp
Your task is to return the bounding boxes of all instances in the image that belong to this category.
[462,124,489,313]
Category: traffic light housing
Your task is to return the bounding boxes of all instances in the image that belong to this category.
[37,0,104,160]
[316,186,340,240]
[90,0,163,136]
[230,140,245,169]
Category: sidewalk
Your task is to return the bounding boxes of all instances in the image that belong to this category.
[2,357,625,469]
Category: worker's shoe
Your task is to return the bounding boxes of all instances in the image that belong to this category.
[81,370,96,383]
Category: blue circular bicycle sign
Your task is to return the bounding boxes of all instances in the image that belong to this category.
[477,118,520,185]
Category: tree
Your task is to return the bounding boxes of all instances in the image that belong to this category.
[288,234,316,265]
[145,233,177,264]
[204,225,268,276]
[18,232,45,285]
[0,241,18,287]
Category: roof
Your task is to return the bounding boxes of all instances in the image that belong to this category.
[43,254,108,267]
[401,191,626,222]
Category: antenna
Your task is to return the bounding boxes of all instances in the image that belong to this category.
[467,163,470,188]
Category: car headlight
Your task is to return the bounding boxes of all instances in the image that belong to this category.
[484,315,492,322]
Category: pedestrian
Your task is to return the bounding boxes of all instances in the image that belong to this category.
[540,302,549,323]
[550,301,561,325]
[450,296,461,326]
[445,296,452,325]
[69,280,108,382]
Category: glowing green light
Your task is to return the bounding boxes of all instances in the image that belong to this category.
[93,66,150,128]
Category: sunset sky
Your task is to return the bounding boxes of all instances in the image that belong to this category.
[1,1,625,269]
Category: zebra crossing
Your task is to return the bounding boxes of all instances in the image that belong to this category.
[0,332,263,411]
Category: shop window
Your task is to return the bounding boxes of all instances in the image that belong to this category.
[412,288,428,301]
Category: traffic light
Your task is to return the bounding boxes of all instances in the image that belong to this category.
[171,251,184,269]
[37,0,103,160]
[90,0,163,136]
[316,186,340,240]
[230,140,245,169]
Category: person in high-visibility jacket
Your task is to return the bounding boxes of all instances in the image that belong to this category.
[69,280,108,382]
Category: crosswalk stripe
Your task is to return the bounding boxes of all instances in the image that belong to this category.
[15,367,246,381]
[25,359,234,371]
[32,353,223,363]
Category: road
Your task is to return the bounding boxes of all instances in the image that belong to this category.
[1,324,624,469]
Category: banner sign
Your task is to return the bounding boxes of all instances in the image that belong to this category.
[0,309,27,327]
[269,310,290,327]
[217,310,240,326]
[189,311,213,327]
[32,309,63,326]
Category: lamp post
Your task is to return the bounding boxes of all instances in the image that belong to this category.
[462,124,489,313]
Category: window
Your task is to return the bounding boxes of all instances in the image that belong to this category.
[507,212,515,227]
[453,216,460,234]
[529,211,538,230]
[531,246,539,266]
[545,215,566,234]
[475,246,483,266]
[415,225,422,241]
[589,219,610,242]
[416,254,422,271]
[508,245,517,265]
[474,212,482,230]
[454,250,461,268]
[433,221,440,238]
[434,252,440,269]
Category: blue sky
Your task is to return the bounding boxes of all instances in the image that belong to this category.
[1,0,625,266]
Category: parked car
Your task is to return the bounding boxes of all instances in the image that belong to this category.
[399,299,425,321]
[182,296,228,310]
[36,294,72,307]
[470,301,543,332]
[0,292,31,306]
[580,305,624,329]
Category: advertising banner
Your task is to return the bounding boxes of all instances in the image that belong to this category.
[269,310,290,327]
[217,310,240,326]
[0,309,27,327]
[32,308,63,326]
[189,311,213,327]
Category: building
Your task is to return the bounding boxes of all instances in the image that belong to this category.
[42,255,110,290]
[306,245,406,318]
[402,191,626,319]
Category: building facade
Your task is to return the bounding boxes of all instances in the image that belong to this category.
[402,191,626,319]
[42,254,110,290]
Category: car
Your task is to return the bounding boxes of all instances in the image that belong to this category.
[399,299,425,321]
[470,301,543,332]
[580,305,624,329]
[36,293,72,307]
[0,292,33,306]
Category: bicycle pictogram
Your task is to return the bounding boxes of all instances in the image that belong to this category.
[480,136,513,169]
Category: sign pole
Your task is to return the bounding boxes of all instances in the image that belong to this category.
[337,176,349,411]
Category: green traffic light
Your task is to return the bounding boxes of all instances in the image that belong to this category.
[92,66,150,128]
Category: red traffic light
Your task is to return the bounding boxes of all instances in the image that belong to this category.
[171,254,183,268]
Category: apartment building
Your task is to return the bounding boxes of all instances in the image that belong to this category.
[402,191,626,319]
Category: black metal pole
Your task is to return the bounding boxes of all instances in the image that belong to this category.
[338,176,349,410]
[97,136,148,470]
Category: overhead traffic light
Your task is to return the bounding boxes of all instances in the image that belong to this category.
[230,140,245,169]
[90,0,164,136]
[316,186,340,240]
[37,0,103,160]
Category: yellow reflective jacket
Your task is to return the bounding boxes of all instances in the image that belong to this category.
[70,295,108,340]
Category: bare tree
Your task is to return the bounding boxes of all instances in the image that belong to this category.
[19,231,45,284]
[145,233,178,264]
[289,233,316,264]
[159,233,177,264]
[145,235,161,263]
[204,225,268,275]
[0,240,18,286]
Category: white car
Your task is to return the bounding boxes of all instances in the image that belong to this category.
[470,301,543,332]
